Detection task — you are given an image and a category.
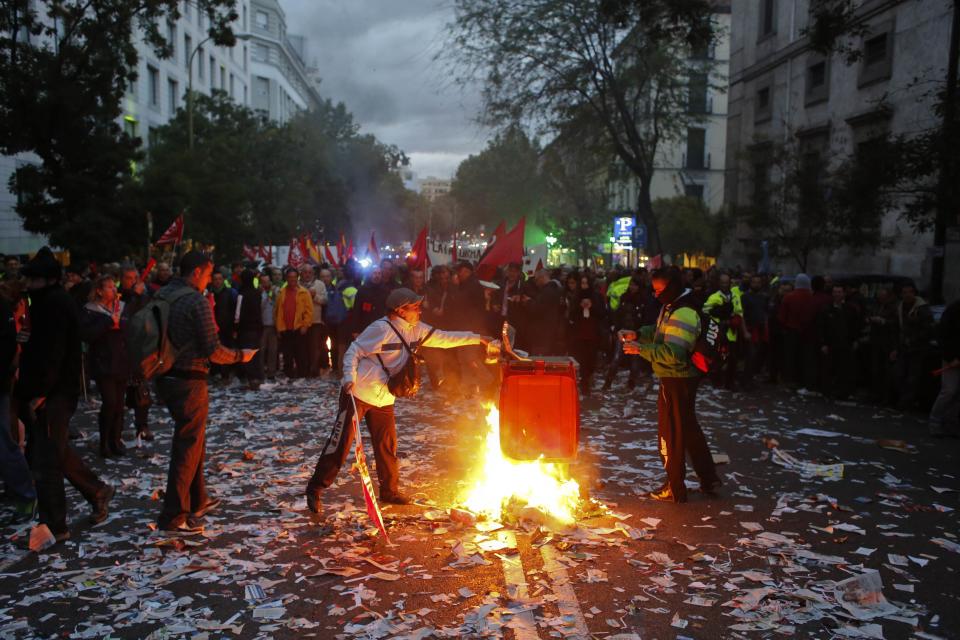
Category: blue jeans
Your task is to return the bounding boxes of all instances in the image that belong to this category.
[0,392,35,502]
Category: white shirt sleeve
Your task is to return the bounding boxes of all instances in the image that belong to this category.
[418,322,481,349]
[343,320,388,384]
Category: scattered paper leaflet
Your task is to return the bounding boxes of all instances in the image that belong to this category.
[771,447,844,480]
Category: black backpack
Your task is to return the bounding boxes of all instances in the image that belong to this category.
[668,296,725,375]
[376,321,435,398]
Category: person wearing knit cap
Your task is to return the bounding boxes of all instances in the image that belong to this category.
[305,288,492,513]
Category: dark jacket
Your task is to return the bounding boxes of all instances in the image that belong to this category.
[236,285,263,336]
[448,276,487,333]
[79,302,130,379]
[119,286,150,317]
[939,299,960,362]
[816,302,861,351]
[0,297,17,394]
[741,290,770,331]
[897,297,934,353]
[567,289,605,345]
[17,285,82,400]
[352,280,390,336]
[209,284,236,339]
[529,280,565,355]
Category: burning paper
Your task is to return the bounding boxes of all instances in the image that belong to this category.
[459,406,581,525]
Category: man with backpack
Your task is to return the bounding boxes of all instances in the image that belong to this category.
[151,251,256,533]
[304,288,490,514]
[623,266,721,503]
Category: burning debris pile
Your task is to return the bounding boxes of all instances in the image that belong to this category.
[458,406,583,529]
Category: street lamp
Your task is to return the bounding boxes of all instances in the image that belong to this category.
[187,32,251,149]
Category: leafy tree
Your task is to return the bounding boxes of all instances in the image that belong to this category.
[444,0,717,255]
[737,135,890,272]
[450,125,547,229]
[539,123,610,265]
[653,196,720,257]
[0,0,238,259]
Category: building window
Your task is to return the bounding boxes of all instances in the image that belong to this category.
[254,43,268,61]
[805,57,829,105]
[166,21,176,59]
[755,83,772,123]
[184,34,192,71]
[256,10,268,29]
[123,117,138,140]
[147,65,159,107]
[243,45,247,71]
[687,72,708,113]
[684,184,705,201]
[759,0,776,39]
[685,128,706,170]
[220,64,226,90]
[209,55,215,89]
[859,24,894,87]
[242,5,247,30]
[197,46,204,80]
[168,78,179,113]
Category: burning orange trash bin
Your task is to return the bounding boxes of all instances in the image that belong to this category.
[498,357,580,462]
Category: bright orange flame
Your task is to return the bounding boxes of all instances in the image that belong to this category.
[325,337,332,350]
[459,405,580,524]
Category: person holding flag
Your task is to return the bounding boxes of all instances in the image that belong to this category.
[305,288,491,513]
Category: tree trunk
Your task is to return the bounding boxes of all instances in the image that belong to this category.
[636,181,662,257]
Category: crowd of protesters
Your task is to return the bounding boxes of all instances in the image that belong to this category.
[0,247,958,539]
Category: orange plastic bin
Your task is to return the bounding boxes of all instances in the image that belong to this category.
[499,357,580,462]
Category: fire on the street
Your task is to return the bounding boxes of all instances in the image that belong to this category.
[459,405,581,525]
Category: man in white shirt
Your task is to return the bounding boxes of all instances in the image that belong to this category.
[305,288,489,512]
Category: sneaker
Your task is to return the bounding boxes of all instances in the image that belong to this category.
[191,497,221,518]
[305,491,322,514]
[648,485,687,503]
[89,485,115,525]
[379,492,413,505]
[161,516,205,534]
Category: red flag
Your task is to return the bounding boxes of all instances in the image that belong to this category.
[242,244,258,261]
[324,243,337,266]
[140,258,157,283]
[477,217,525,280]
[647,254,663,269]
[367,232,381,263]
[488,220,506,246]
[479,220,507,262]
[347,394,390,542]
[156,214,184,245]
[258,245,272,264]
[288,238,306,267]
[406,226,430,271]
[346,239,354,260]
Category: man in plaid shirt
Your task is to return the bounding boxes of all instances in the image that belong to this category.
[155,251,256,533]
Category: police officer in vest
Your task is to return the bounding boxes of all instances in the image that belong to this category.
[305,288,490,513]
[623,266,721,503]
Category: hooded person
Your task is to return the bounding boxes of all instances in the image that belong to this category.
[305,288,492,513]
[622,266,721,503]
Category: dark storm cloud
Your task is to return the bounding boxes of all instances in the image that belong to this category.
[281,0,488,179]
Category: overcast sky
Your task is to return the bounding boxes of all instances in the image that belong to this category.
[281,0,488,180]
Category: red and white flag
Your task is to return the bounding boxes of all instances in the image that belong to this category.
[324,243,337,266]
[287,238,306,268]
[349,394,390,542]
[156,214,184,245]
[242,244,258,261]
[258,245,272,264]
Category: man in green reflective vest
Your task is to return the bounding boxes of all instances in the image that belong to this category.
[703,273,745,390]
[623,266,721,503]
